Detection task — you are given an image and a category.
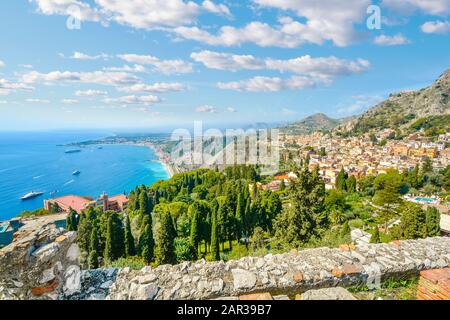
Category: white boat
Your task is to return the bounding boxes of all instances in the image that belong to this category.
[21,191,44,200]
[72,170,81,176]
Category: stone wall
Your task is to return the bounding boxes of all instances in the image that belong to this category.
[0,214,79,300]
[1,215,450,300]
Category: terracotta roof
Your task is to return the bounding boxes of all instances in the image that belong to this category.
[109,194,129,206]
[50,195,92,213]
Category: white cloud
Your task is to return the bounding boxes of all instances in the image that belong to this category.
[191,51,264,71]
[103,64,147,73]
[0,100,7,104]
[70,51,110,60]
[382,0,450,15]
[32,0,231,29]
[192,51,370,85]
[374,33,410,46]
[62,99,79,104]
[421,20,450,34]
[103,95,161,105]
[202,0,231,17]
[75,89,108,97]
[118,54,193,74]
[26,98,50,103]
[196,105,218,113]
[20,64,33,69]
[226,107,236,112]
[118,82,186,93]
[174,8,369,49]
[0,60,4,67]
[0,78,33,95]
[31,0,105,22]
[218,76,317,92]
[22,70,140,86]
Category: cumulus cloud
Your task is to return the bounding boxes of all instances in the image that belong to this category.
[118,54,193,74]
[226,107,236,112]
[202,0,231,17]
[103,94,161,105]
[218,76,317,92]
[382,0,450,15]
[75,89,108,97]
[0,78,33,95]
[0,60,4,67]
[22,70,140,86]
[191,51,264,71]
[421,20,450,34]
[31,0,231,29]
[118,82,186,93]
[191,51,370,76]
[30,0,105,22]
[374,33,410,46]
[196,105,218,113]
[69,51,110,60]
[103,64,147,73]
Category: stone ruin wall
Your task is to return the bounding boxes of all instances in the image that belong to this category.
[1,215,449,300]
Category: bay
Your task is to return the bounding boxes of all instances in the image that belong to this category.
[0,131,168,221]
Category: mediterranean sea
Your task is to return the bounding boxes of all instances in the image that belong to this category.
[0,131,169,221]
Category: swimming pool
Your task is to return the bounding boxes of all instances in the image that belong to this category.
[415,197,434,203]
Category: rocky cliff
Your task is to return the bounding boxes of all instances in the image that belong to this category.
[1,215,450,300]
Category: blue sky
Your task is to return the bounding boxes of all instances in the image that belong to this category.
[0,0,449,131]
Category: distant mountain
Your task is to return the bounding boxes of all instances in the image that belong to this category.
[337,68,450,136]
[280,113,342,135]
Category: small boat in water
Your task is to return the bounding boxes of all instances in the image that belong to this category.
[72,170,81,176]
[21,191,44,200]
[65,149,81,154]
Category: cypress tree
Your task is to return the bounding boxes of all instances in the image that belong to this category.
[139,217,155,263]
[336,168,348,191]
[210,209,220,261]
[425,207,441,237]
[88,227,100,269]
[235,193,245,241]
[139,191,150,215]
[155,212,176,265]
[124,215,136,257]
[346,176,357,193]
[189,207,200,256]
[66,213,73,231]
[104,212,125,262]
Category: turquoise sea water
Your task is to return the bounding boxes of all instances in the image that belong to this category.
[0,131,168,221]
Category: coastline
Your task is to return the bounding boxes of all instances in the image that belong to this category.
[122,142,175,179]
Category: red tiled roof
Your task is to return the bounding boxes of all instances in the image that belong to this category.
[109,194,129,206]
[50,195,92,213]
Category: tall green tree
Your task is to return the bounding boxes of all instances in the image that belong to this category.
[104,212,125,262]
[399,203,427,240]
[425,207,441,237]
[274,162,326,246]
[124,215,136,257]
[346,176,357,193]
[336,168,348,191]
[155,212,177,265]
[88,227,100,269]
[189,207,200,256]
[138,215,154,263]
[210,208,220,261]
